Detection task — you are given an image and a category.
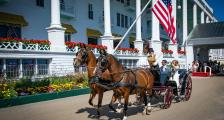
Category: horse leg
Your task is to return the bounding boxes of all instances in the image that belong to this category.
[142,90,151,115]
[89,89,97,106]
[117,96,122,109]
[109,92,118,112]
[122,92,129,120]
[145,89,153,115]
[96,90,104,118]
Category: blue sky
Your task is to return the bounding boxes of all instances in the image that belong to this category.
[207,0,224,21]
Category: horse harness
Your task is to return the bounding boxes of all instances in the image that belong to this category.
[90,69,138,91]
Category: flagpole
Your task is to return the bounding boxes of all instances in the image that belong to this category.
[113,0,152,54]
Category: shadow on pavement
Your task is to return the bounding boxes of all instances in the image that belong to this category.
[76,104,147,120]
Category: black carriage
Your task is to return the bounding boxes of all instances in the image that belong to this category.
[150,68,192,109]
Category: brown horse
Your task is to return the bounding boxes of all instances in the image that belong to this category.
[73,47,122,117]
[94,50,155,120]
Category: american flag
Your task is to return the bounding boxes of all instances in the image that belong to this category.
[152,0,176,44]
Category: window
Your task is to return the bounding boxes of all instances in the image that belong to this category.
[60,0,65,10]
[125,16,128,28]
[121,14,124,28]
[6,59,20,78]
[114,41,119,48]
[36,0,44,7]
[37,59,49,75]
[88,4,94,20]
[0,24,21,38]
[65,33,71,42]
[88,37,98,45]
[129,17,133,27]
[22,59,35,77]
[126,0,130,6]
[117,13,120,26]
[117,0,124,4]
[117,13,129,28]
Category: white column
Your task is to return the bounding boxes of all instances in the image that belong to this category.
[151,0,160,41]
[134,0,143,55]
[47,0,66,52]
[193,4,197,27]
[101,0,114,54]
[186,44,194,69]
[19,59,23,78]
[206,16,210,23]
[182,0,188,45]
[104,0,112,36]
[150,0,162,62]
[201,11,205,24]
[136,0,142,41]
[3,59,6,78]
[34,59,38,77]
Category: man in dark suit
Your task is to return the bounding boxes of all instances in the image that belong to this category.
[160,60,171,85]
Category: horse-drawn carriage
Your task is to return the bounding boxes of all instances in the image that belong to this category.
[74,47,192,120]
[151,68,192,109]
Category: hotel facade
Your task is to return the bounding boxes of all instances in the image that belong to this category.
[0,0,218,79]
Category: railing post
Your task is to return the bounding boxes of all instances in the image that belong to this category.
[19,42,23,50]
[36,44,38,51]
[19,59,23,78]
[34,59,38,77]
[3,59,6,79]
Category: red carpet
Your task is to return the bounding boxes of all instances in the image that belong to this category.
[192,72,213,77]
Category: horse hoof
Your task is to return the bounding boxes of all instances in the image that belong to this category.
[122,116,128,120]
[93,105,98,108]
[89,101,94,106]
[116,108,123,113]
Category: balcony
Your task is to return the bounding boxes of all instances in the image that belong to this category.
[60,5,76,19]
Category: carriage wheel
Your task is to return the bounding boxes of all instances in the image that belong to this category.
[163,86,173,109]
[185,75,192,101]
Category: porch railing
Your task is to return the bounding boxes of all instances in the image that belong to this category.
[0,42,50,51]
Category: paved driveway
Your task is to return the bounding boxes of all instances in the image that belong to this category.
[0,76,224,120]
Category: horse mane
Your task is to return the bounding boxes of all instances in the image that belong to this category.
[108,54,124,70]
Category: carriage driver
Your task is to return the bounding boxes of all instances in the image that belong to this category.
[147,48,159,69]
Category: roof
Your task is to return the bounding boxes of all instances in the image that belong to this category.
[188,22,224,40]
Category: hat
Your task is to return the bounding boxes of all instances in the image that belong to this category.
[162,60,167,63]
[149,48,154,53]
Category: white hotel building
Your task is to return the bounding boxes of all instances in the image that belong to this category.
[0,0,218,79]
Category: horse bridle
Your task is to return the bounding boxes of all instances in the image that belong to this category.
[97,54,109,72]
[76,49,88,64]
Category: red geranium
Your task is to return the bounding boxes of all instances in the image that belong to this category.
[161,49,173,54]
[178,50,186,54]
[117,47,139,53]
[0,37,51,45]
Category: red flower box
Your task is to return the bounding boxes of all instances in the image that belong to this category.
[177,50,186,54]
[0,37,50,45]
[65,42,107,50]
[162,49,173,54]
[117,48,139,53]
